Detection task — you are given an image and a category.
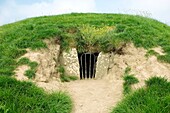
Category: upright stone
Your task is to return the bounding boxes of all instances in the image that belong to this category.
[95,52,114,79]
[61,48,80,78]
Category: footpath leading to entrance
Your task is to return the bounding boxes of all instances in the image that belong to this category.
[64,79,123,113]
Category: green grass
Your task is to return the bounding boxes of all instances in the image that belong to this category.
[123,75,139,95]
[124,67,131,74]
[0,13,169,113]
[68,76,79,81]
[0,13,170,77]
[123,67,139,95]
[17,57,38,79]
[60,75,79,82]
[24,69,36,79]
[112,77,170,113]
[0,76,72,113]
[145,49,160,57]
[58,66,79,82]
[123,75,139,85]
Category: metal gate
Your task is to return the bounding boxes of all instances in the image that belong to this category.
[80,53,97,79]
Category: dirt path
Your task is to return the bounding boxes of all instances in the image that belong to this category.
[64,79,123,113]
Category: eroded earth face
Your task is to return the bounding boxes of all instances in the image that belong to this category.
[14,41,170,113]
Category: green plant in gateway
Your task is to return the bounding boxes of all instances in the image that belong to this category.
[58,65,78,82]
[68,75,79,81]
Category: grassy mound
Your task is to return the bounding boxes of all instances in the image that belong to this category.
[0,13,170,113]
[0,76,72,113]
[112,77,170,113]
[0,13,170,76]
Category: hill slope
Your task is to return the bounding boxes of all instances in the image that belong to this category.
[0,13,170,113]
[0,13,170,76]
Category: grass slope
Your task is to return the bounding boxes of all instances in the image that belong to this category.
[0,13,170,76]
[0,13,170,113]
[0,76,72,113]
[112,77,170,113]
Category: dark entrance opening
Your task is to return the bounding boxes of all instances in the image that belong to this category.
[78,53,99,79]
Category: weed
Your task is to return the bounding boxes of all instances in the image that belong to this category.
[17,57,30,65]
[17,57,38,69]
[58,65,65,74]
[58,66,78,82]
[145,49,159,57]
[123,75,139,85]
[68,75,79,81]
[60,75,79,82]
[29,62,38,69]
[17,57,38,79]
[158,55,170,63]
[123,75,139,95]
[123,67,139,95]
[124,67,131,75]
[25,69,36,79]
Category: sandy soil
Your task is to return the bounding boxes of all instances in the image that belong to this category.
[15,68,123,113]
[14,65,29,81]
[14,43,170,113]
[33,79,123,113]
[63,79,123,113]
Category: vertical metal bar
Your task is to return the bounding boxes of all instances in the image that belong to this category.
[89,54,91,78]
[92,55,96,78]
[81,54,85,79]
[81,55,83,79]
[85,54,87,79]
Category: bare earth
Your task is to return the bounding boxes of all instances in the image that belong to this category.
[14,43,170,113]
[63,79,123,113]
[35,79,123,113]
